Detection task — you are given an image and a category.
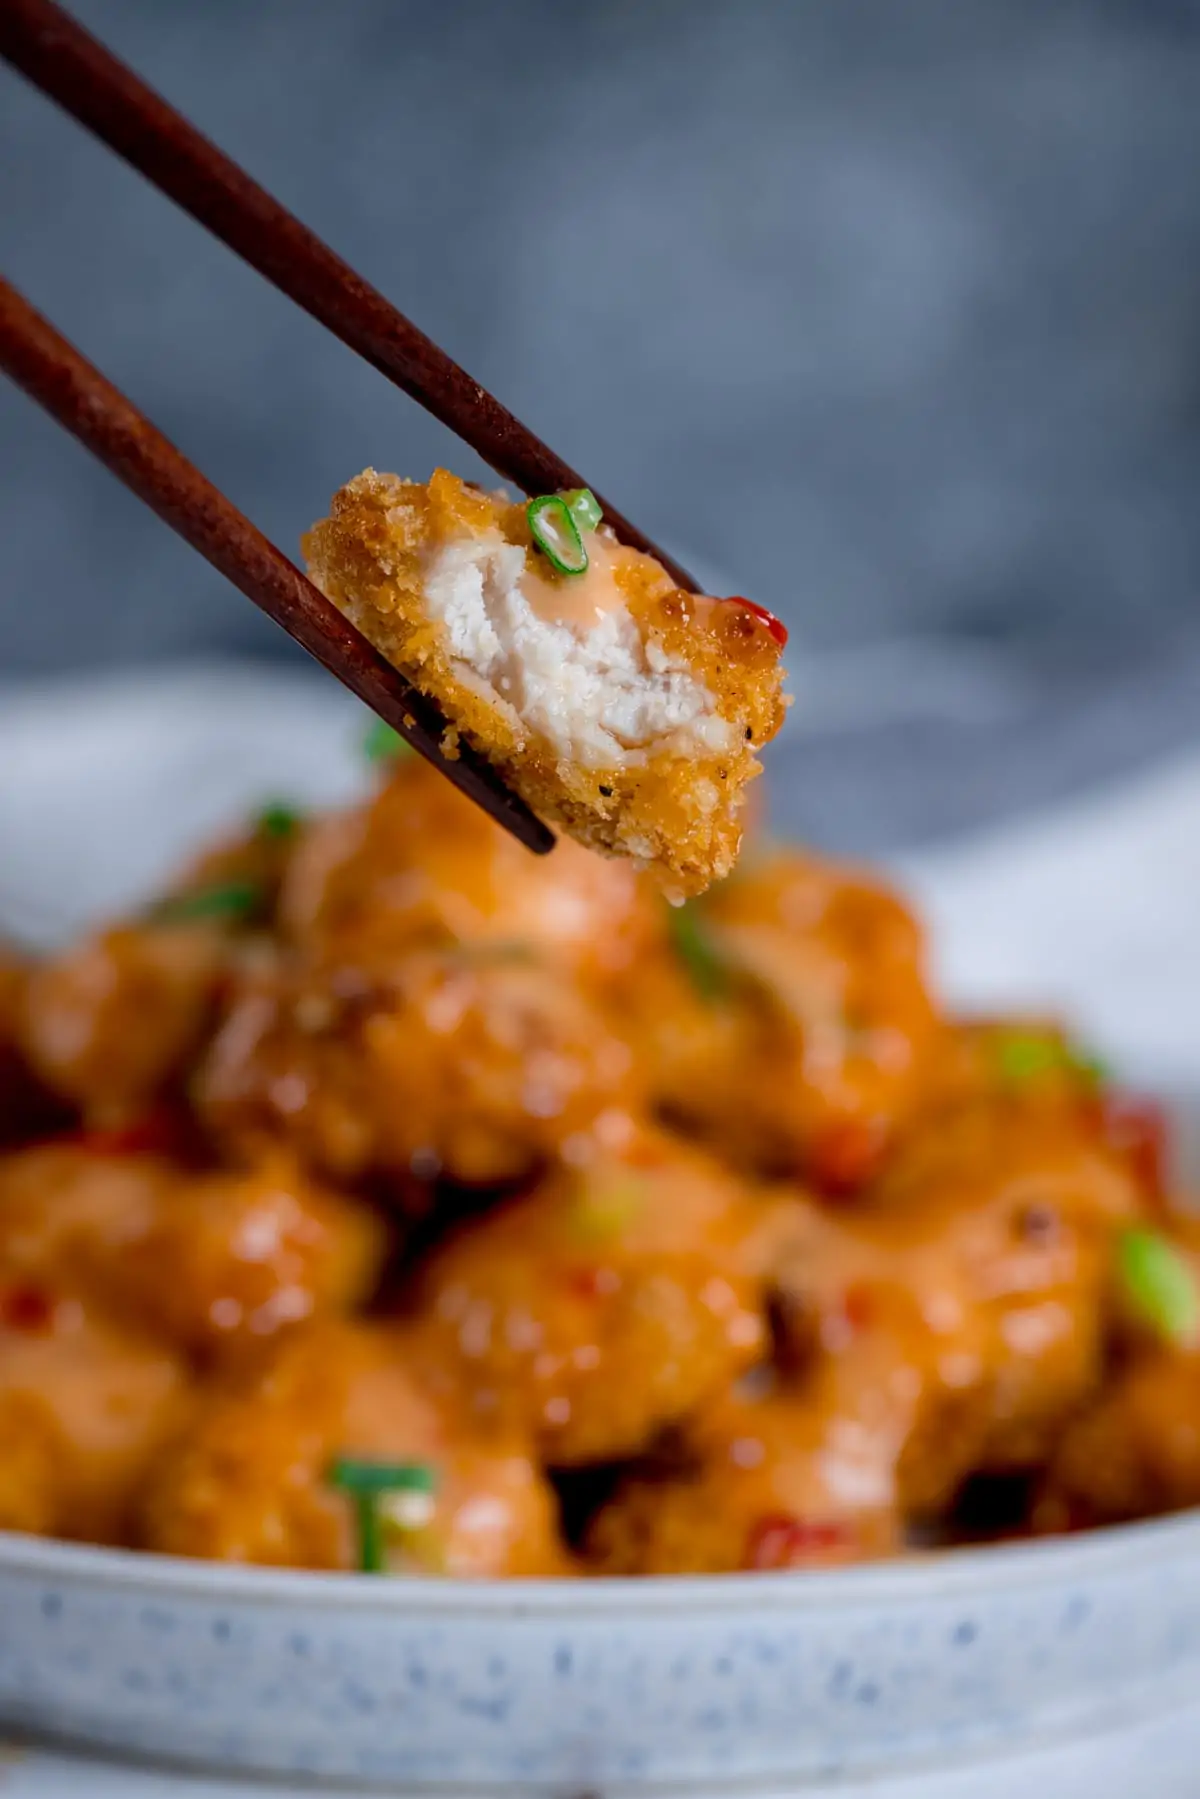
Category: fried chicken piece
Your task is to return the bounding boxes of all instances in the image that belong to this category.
[930,1016,1170,1206]
[585,1380,904,1576]
[0,1288,186,1543]
[303,469,788,894]
[768,1100,1144,1486]
[0,947,68,1148]
[0,1143,387,1366]
[139,1320,563,1575]
[12,806,302,1127]
[1035,1219,1200,1531]
[198,945,639,1190]
[17,922,229,1123]
[634,850,943,1191]
[280,751,661,987]
[1035,1349,1200,1532]
[410,1128,773,1464]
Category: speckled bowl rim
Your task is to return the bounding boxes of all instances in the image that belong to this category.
[2,1507,1199,1616]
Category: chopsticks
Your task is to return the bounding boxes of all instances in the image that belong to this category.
[0,275,554,855]
[0,0,697,593]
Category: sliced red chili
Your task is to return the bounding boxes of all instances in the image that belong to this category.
[725,596,789,649]
[745,1513,853,1570]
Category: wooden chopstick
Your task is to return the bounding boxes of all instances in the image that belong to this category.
[0,0,698,592]
[0,275,554,856]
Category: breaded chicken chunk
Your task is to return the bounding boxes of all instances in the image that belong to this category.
[0,1291,186,1543]
[585,1381,904,1576]
[0,1144,387,1368]
[198,945,640,1191]
[410,1127,775,1464]
[633,850,943,1190]
[303,469,788,893]
[139,1320,563,1576]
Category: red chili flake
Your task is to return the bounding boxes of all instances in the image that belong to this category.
[564,1265,617,1301]
[0,1284,55,1334]
[725,596,789,649]
[58,1113,178,1159]
[745,1513,853,1570]
[1099,1094,1168,1199]
[841,1282,876,1333]
[810,1117,887,1197]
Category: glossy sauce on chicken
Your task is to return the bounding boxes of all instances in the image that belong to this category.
[0,752,1187,1574]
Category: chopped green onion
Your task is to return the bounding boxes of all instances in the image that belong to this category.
[527,495,588,575]
[991,1031,1108,1091]
[563,487,602,533]
[255,801,303,842]
[328,1458,439,1575]
[665,901,734,1003]
[571,1176,645,1243]
[992,1034,1062,1086]
[363,719,414,764]
[329,1457,437,1496]
[1117,1228,1200,1349]
[150,880,262,925]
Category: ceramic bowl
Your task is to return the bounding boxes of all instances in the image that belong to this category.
[1,670,1197,1792]
[2,1515,1200,1792]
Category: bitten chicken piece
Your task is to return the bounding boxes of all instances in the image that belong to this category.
[139,1320,563,1575]
[303,469,788,893]
[0,1144,387,1366]
[586,1380,903,1576]
[198,946,639,1190]
[768,1100,1144,1487]
[0,1288,186,1543]
[411,1129,773,1464]
[636,851,942,1191]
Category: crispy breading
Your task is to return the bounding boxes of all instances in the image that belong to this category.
[303,469,788,893]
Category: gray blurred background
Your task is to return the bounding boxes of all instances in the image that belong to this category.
[3,0,1200,852]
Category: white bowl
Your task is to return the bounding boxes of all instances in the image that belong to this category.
[2,1516,1200,1791]
[2,667,1198,1791]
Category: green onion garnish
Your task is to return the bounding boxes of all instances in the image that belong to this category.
[571,1176,645,1243]
[329,1457,436,1495]
[363,718,414,764]
[256,801,303,842]
[150,880,263,926]
[328,1458,439,1575]
[527,495,588,575]
[563,487,602,533]
[991,1031,1109,1091]
[665,901,734,1003]
[1117,1228,1200,1349]
[993,1035,1063,1087]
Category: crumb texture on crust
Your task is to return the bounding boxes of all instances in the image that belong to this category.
[303,468,788,892]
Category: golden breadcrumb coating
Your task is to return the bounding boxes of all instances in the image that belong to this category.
[303,468,788,894]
